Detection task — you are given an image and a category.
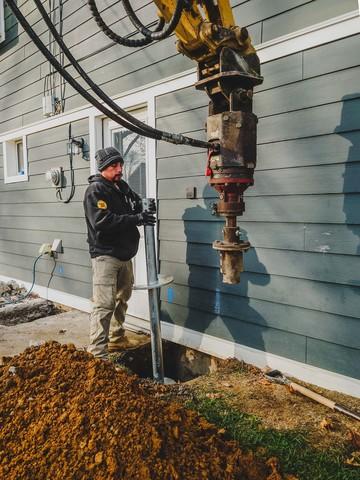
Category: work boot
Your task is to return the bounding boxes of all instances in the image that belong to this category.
[108,333,149,352]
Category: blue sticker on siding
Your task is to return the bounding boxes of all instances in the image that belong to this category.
[214,289,221,315]
[167,287,174,303]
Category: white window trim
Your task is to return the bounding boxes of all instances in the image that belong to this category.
[3,135,28,184]
[0,0,5,44]
[105,106,155,196]
[93,103,157,197]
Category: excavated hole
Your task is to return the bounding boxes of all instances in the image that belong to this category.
[0,281,63,326]
[115,340,220,382]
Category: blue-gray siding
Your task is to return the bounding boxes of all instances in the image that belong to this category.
[156,31,360,379]
[0,1,359,379]
[0,119,91,298]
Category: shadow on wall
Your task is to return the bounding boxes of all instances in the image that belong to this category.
[337,94,360,260]
[166,184,270,358]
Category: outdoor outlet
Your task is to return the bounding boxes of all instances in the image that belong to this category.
[38,239,63,257]
[51,239,63,257]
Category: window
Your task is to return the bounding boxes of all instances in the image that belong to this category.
[104,108,149,199]
[0,0,4,43]
[112,128,146,198]
[3,136,28,183]
[16,140,24,175]
[101,106,155,321]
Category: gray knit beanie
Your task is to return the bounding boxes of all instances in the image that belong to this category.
[96,147,124,171]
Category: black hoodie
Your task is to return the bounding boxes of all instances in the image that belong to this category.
[83,174,143,261]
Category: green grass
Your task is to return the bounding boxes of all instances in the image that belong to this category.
[186,396,360,480]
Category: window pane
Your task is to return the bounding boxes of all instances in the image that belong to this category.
[112,130,146,198]
[16,141,24,175]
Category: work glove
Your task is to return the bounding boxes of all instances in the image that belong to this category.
[135,211,156,226]
[144,198,156,214]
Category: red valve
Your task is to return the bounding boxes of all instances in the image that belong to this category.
[205,149,214,177]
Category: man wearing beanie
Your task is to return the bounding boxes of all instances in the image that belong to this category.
[83,146,156,359]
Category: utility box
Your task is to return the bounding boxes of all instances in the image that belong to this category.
[42,95,57,117]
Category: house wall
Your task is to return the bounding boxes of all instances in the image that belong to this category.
[1,0,357,133]
[0,0,359,382]
[0,118,92,298]
[157,31,360,380]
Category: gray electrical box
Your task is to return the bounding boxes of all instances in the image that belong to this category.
[186,187,197,199]
[42,95,57,117]
[51,239,63,255]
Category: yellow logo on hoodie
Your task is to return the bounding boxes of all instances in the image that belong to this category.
[97,200,107,210]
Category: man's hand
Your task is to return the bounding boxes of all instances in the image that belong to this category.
[146,199,156,214]
[135,211,156,226]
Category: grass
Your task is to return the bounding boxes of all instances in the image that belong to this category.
[186,396,360,480]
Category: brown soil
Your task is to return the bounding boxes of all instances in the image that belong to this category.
[0,342,280,480]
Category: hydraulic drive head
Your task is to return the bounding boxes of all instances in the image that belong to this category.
[198,46,262,284]
[206,112,255,283]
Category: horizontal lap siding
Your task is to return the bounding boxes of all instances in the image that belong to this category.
[0,0,192,131]
[2,0,356,130]
[156,31,360,379]
[1,0,360,378]
[0,0,191,301]
[0,118,92,299]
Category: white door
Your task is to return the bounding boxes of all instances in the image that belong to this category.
[104,109,153,320]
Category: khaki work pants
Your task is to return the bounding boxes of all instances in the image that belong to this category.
[88,255,134,359]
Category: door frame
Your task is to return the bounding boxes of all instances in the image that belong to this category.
[103,107,155,200]
[89,99,156,202]
[99,104,156,321]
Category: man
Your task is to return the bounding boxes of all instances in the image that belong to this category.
[83,146,155,359]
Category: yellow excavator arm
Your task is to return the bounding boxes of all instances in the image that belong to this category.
[153,0,263,284]
[152,0,255,62]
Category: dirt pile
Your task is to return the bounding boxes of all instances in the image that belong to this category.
[0,281,27,306]
[0,342,275,480]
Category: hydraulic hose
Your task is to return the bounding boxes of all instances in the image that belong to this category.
[8,0,149,137]
[123,0,184,41]
[35,0,209,148]
[87,0,164,47]
[7,0,210,149]
[35,0,156,137]
[56,124,76,203]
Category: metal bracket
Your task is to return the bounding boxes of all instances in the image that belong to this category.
[133,274,173,291]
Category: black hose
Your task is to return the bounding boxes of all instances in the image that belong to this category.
[9,0,210,149]
[87,0,161,47]
[35,0,209,148]
[56,124,76,203]
[46,256,57,297]
[123,0,184,41]
[35,0,159,140]
[7,0,152,136]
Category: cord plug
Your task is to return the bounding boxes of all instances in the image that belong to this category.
[39,243,52,255]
